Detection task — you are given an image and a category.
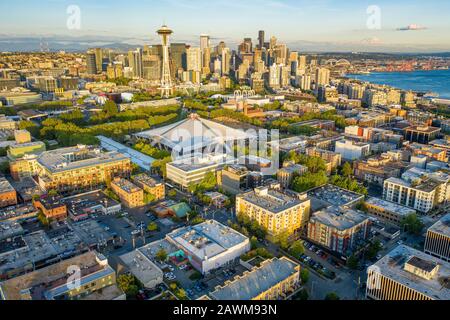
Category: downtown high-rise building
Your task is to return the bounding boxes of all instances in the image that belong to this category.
[258,30,265,49]
[315,67,330,86]
[86,51,98,75]
[186,47,202,72]
[128,48,143,78]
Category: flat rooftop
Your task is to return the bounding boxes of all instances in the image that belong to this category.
[405,125,441,133]
[10,177,45,202]
[210,257,299,300]
[238,186,308,213]
[0,177,15,194]
[133,174,163,188]
[0,251,113,300]
[70,220,114,247]
[428,213,450,237]
[365,197,416,216]
[311,208,369,231]
[385,177,439,193]
[112,178,142,194]
[168,154,237,173]
[0,221,24,241]
[97,135,154,170]
[119,249,163,286]
[62,190,120,216]
[370,245,450,300]
[37,145,129,174]
[307,184,365,209]
[167,220,249,261]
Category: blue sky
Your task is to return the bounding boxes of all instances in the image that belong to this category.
[1,0,450,51]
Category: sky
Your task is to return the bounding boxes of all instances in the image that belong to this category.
[1,0,450,52]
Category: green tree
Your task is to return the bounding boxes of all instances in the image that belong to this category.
[341,162,353,177]
[325,292,340,300]
[250,236,259,250]
[147,222,159,232]
[401,213,424,235]
[292,171,328,192]
[347,255,359,270]
[19,121,40,138]
[156,249,168,262]
[300,268,310,284]
[289,240,305,258]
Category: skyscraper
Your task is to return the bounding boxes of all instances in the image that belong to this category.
[128,48,143,78]
[200,34,210,52]
[315,67,330,86]
[86,51,97,75]
[221,48,231,76]
[157,25,174,98]
[186,47,202,72]
[258,30,265,49]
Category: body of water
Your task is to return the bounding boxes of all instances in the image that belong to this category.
[347,69,450,99]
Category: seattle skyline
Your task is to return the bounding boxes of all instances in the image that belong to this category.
[1,0,450,52]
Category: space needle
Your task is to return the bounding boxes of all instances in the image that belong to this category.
[157,25,174,98]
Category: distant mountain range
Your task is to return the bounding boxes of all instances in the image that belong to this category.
[1,34,449,56]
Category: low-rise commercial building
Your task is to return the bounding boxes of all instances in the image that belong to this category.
[236,184,311,239]
[0,178,17,208]
[424,214,450,262]
[166,220,250,275]
[209,257,300,300]
[0,251,124,300]
[217,165,249,195]
[111,177,144,208]
[167,154,237,189]
[364,197,416,225]
[366,245,450,300]
[118,249,164,289]
[33,196,67,221]
[404,125,441,144]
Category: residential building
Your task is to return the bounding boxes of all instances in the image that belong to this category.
[7,141,46,160]
[132,174,165,201]
[236,184,311,239]
[335,139,371,161]
[353,152,411,186]
[383,177,441,213]
[409,143,448,162]
[10,145,131,193]
[209,257,300,300]
[305,147,342,174]
[166,220,250,275]
[111,177,144,208]
[424,214,450,262]
[366,245,450,300]
[307,207,370,257]
[277,162,308,189]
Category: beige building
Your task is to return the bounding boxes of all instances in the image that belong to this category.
[132,173,165,201]
[424,214,450,262]
[0,251,124,300]
[10,145,131,193]
[236,184,311,240]
[277,162,308,189]
[366,245,450,300]
[111,177,144,208]
[209,257,300,300]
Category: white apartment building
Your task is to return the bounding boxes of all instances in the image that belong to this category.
[335,139,371,161]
